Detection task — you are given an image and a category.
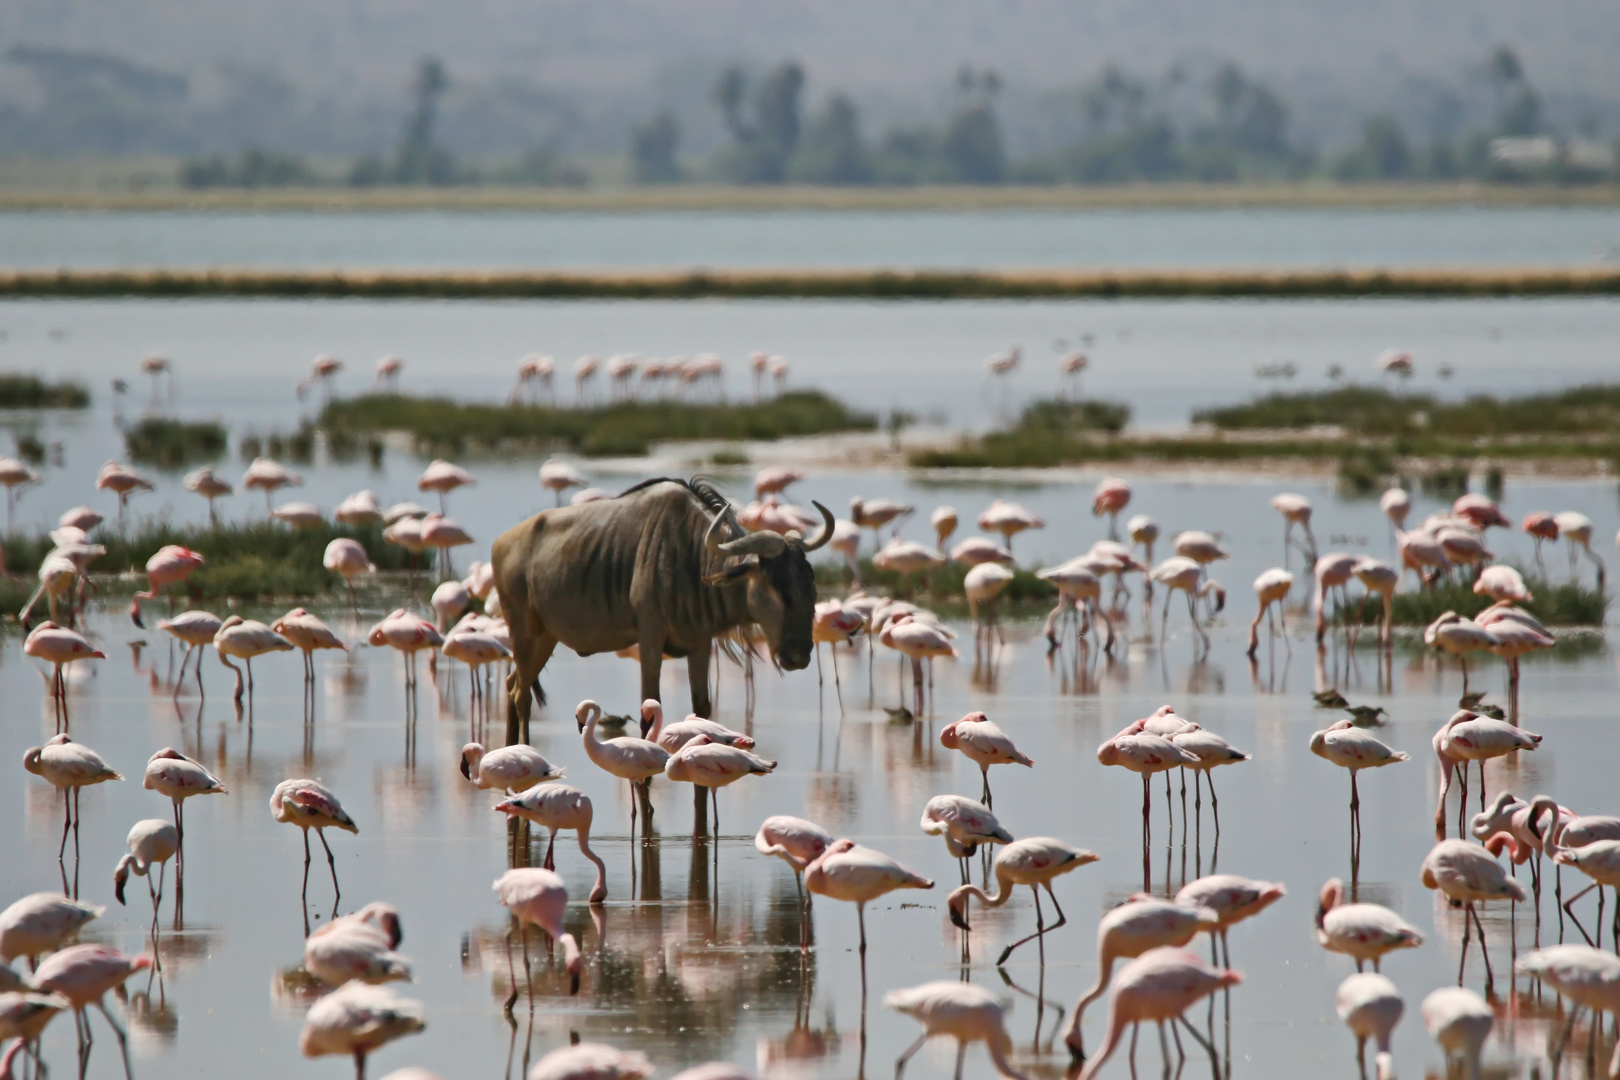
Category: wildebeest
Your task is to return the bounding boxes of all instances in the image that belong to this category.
[492,477,832,740]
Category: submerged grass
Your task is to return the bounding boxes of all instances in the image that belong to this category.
[124,417,229,468]
[1332,575,1606,626]
[0,373,90,409]
[3,520,428,604]
[320,390,876,457]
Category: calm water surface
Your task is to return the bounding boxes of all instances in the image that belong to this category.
[3,206,1620,270]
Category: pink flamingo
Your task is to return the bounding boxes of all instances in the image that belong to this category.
[1336,973,1403,1080]
[374,355,404,390]
[639,700,754,750]
[921,794,1014,884]
[1091,478,1131,540]
[1516,944,1620,1076]
[512,354,554,404]
[299,982,424,1078]
[1270,492,1317,569]
[1151,557,1223,648]
[812,599,864,711]
[335,490,383,526]
[1315,878,1423,971]
[880,615,957,716]
[1421,987,1492,1080]
[1474,564,1530,604]
[271,501,324,529]
[325,538,375,615]
[576,700,668,835]
[0,893,101,969]
[273,607,347,684]
[296,354,344,399]
[1398,528,1449,589]
[33,944,151,1078]
[1534,801,1620,949]
[58,506,102,531]
[241,457,302,513]
[1312,551,1360,643]
[182,465,232,523]
[1453,493,1509,532]
[940,712,1032,810]
[964,563,1015,653]
[1424,612,1497,697]
[1246,568,1293,657]
[803,839,933,995]
[664,734,777,834]
[931,505,959,551]
[303,920,411,987]
[1037,561,1113,653]
[977,499,1044,551]
[1433,708,1541,833]
[755,816,832,948]
[145,748,225,882]
[849,496,914,549]
[494,785,607,900]
[1476,602,1555,715]
[416,459,475,513]
[367,609,442,691]
[215,615,293,700]
[1310,719,1408,857]
[1379,487,1411,534]
[947,837,1098,964]
[23,622,103,730]
[157,610,222,698]
[0,457,38,528]
[0,991,70,1073]
[1522,511,1559,575]
[951,536,1014,567]
[573,355,599,404]
[1077,947,1240,1079]
[129,544,205,628]
[539,458,588,505]
[460,742,563,793]
[1063,897,1219,1060]
[1350,558,1399,648]
[753,466,802,498]
[885,981,1029,1080]
[528,1044,651,1080]
[419,513,472,579]
[271,778,358,909]
[494,868,583,1002]
[1421,836,1526,986]
[94,461,152,526]
[1098,728,1199,862]
[1175,875,1285,968]
[113,819,179,943]
[24,735,122,870]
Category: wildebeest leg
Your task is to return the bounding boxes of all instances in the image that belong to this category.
[638,624,668,715]
[505,629,557,747]
[687,641,713,720]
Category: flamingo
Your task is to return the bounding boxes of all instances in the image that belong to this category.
[753,466,801,498]
[381,517,429,586]
[1420,987,1492,1080]
[494,868,582,1000]
[849,496,914,549]
[418,513,472,579]
[1534,801,1620,949]
[1432,709,1541,833]
[273,608,347,684]
[1175,875,1286,969]
[947,837,1098,964]
[873,537,947,596]
[978,499,1044,551]
[755,815,833,948]
[1522,511,1559,575]
[1060,349,1089,395]
[573,355,599,404]
[460,742,564,793]
[1310,720,1408,858]
[113,819,179,942]
[1421,836,1526,986]
[494,785,608,901]
[241,457,302,513]
[1311,551,1360,643]
[1336,973,1403,1080]
[664,734,776,834]
[811,599,864,710]
[880,614,957,716]
[1452,494,1509,533]
[23,622,103,731]
[0,457,39,527]
[0,991,70,1073]
[1271,493,1317,569]
[1092,478,1131,540]
[430,581,469,632]
[128,545,206,628]
[512,355,554,404]
[442,629,511,710]
[1314,878,1423,971]
[539,458,588,505]
[32,944,151,1078]
[885,981,1029,1080]
[1062,897,1219,1060]
[24,734,122,867]
[931,505,959,551]
[1515,945,1620,1077]
[299,982,425,1078]
[1380,487,1411,536]
[1097,729,1199,862]
[1424,612,1499,698]
[1435,524,1493,579]
[213,615,292,700]
[1398,528,1450,589]
[964,562,1015,653]
[296,354,344,399]
[1076,947,1240,1080]
[271,778,358,909]
[94,461,152,525]
[1476,603,1554,715]
[921,794,1014,884]
[1170,727,1249,833]
[367,609,442,691]
[952,537,1015,568]
[303,920,411,987]
[270,503,323,530]
[335,490,384,526]
[416,459,475,512]
[576,700,668,835]
[1246,568,1293,657]
[58,506,103,531]
[640,700,754,750]
[19,556,89,634]
[802,838,933,995]
[1150,557,1222,647]
[374,355,403,390]
[0,893,101,966]
[144,748,224,882]
[1473,565,1530,604]
[1345,557,1399,648]
[1037,561,1113,653]
[183,465,232,523]
[325,539,375,615]
[528,1044,651,1080]
[939,712,1032,810]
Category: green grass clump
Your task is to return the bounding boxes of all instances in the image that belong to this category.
[319,390,876,458]
[908,399,1132,468]
[0,373,90,409]
[124,417,229,468]
[1334,575,1606,626]
[1195,384,1620,438]
[2,520,428,603]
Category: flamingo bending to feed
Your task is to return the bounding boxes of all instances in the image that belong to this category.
[1076,947,1240,1078]
[183,465,232,523]
[1351,558,1400,648]
[1175,875,1286,968]
[1420,836,1526,987]
[416,459,475,512]
[367,610,443,690]
[529,1044,652,1080]
[1522,511,1559,574]
[640,700,754,750]
[273,608,347,684]
[494,868,583,1001]
[880,615,957,716]
[664,734,777,834]
[885,981,1029,1080]
[128,545,205,627]
[1554,511,1606,587]
[300,982,425,1078]
[159,610,222,696]
[1515,945,1620,1077]
[325,539,375,614]
[940,712,1032,810]
[271,778,358,909]
[1424,612,1497,698]
[1534,801,1620,949]
[215,615,294,701]
[1150,557,1222,647]
[1432,709,1541,834]
[494,786,607,901]
[241,457,302,513]
[23,622,103,730]
[1092,478,1131,540]
[803,839,933,995]
[1420,987,1492,1080]
[576,700,668,835]
[303,919,412,987]
[755,815,832,948]
[1063,897,1220,1060]
[0,991,70,1072]
[931,505,959,551]
[1312,551,1360,643]
[1037,560,1113,653]
[1315,878,1423,971]
[1246,568,1293,657]
[20,554,90,632]
[1336,973,1403,1080]
[33,944,151,1077]
[113,819,179,940]
[947,838,1098,964]
[460,743,563,793]
[24,734,122,864]
[1271,492,1317,568]
[95,461,153,524]
[921,794,1014,884]
[977,499,1044,551]
[1310,720,1408,859]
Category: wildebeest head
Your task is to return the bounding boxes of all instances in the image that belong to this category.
[703,500,833,671]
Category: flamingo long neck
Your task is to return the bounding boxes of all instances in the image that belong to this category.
[1066,946,1118,1047]
[579,835,608,902]
[644,703,664,741]
[1078,999,1130,1080]
[1528,796,1566,858]
[985,1034,1030,1080]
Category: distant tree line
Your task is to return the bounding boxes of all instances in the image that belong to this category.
[175,46,1614,189]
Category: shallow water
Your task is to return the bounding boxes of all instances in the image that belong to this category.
[4,461,1620,1080]
[4,206,1620,271]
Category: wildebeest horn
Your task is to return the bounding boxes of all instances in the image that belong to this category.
[704,504,745,551]
[799,501,835,552]
[718,530,788,558]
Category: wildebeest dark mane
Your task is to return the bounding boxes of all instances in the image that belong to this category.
[614,476,732,520]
